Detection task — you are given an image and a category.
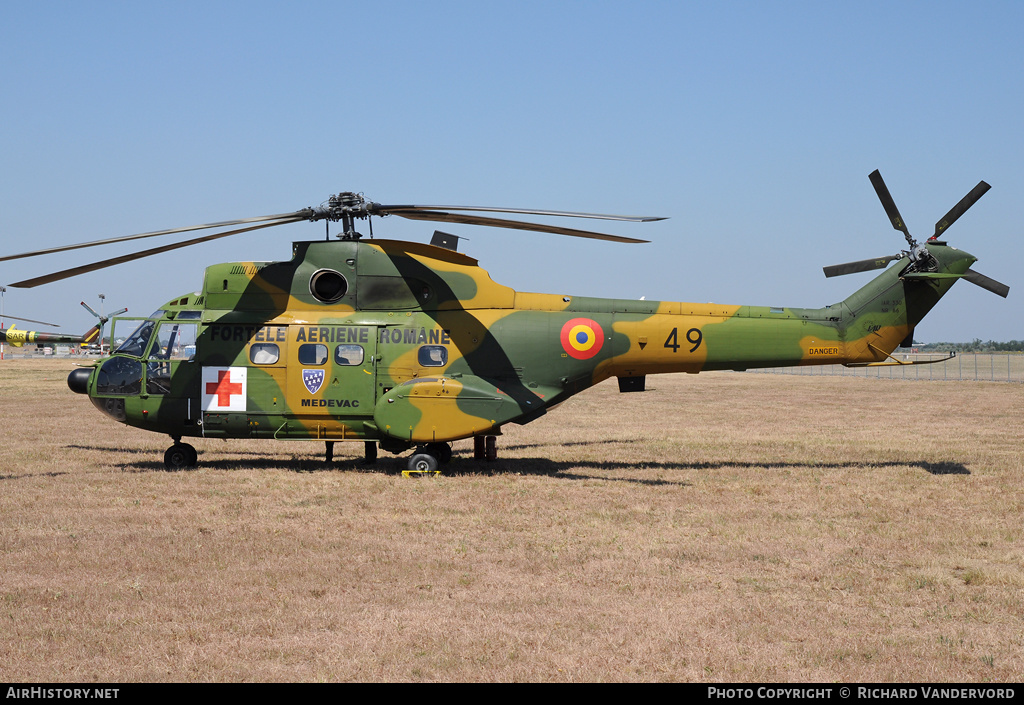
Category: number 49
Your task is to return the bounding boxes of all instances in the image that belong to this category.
[664,327,702,353]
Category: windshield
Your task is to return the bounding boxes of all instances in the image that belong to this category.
[150,322,198,360]
[113,311,165,357]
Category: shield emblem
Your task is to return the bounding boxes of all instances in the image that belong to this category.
[302,369,325,395]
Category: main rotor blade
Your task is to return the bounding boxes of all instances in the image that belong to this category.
[931,181,991,239]
[9,217,305,288]
[0,314,59,327]
[823,254,901,278]
[0,211,310,264]
[869,170,914,247]
[377,204,666,223]
[962,268,1010,298]
[388,210,650,243]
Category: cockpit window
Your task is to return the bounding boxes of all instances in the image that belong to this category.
[148,323,198,360]
[96,357,143,396]
[113,312,166,357]
[115,320,157,357]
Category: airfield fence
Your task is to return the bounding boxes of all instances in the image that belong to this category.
[752,352,1024,383]
[3,348,1023,383]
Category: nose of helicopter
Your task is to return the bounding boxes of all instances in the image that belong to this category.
[67,367,92,394]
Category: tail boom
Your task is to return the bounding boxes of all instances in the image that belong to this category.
[0,324,102,348]
[596,242,977,380]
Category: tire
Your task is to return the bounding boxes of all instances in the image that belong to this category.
[164,443,197,471]
[427,442,453,464]
[407,452,440,474]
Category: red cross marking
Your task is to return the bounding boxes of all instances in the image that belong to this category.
[206,369,243,407]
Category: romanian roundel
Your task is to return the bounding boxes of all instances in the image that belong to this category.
[560,317,605,360]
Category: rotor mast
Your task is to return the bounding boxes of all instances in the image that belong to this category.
[306,192,374,240]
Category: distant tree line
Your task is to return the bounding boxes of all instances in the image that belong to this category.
[913,340,1024,352]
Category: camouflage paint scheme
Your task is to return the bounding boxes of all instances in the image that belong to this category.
[75,236,976,454]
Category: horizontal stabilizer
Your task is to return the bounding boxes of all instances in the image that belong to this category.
[845,352,956,368]
[901,272,963,281]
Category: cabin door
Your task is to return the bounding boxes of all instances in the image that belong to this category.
[289,324,378,418]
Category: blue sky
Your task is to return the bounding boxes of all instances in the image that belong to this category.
[2,1,1021,342]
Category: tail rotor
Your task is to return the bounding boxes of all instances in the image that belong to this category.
[823,170,1008,298]
[80,301,127,351]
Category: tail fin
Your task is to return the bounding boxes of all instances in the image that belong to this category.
[81,324,102,345]
[838,242,976,363]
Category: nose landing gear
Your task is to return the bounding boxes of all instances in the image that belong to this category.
[164,440,198,471]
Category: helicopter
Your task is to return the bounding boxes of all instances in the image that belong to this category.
[0,306,58,359]
[0,301,124,351]
[0,171,1009,474]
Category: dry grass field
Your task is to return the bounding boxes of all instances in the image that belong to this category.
[1,358,1022,682]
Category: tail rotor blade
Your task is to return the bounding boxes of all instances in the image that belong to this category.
[80,301,101,320]
[869,170,914,248]
[962,269,1010,298]
[823,254,900,278]
[932,181,991,240]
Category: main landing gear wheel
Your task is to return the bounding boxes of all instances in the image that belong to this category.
[164,443,197,471]
[427,442,452,464]
[405,452,440,476]
[402,442,452,477]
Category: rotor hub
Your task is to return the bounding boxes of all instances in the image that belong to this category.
[307,192,380,239]
[307,192,376,222]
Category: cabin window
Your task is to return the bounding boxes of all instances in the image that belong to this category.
[418,345,448,367]
[334,344,364,366]
[250,343,280,365]
[298,343,328,365]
